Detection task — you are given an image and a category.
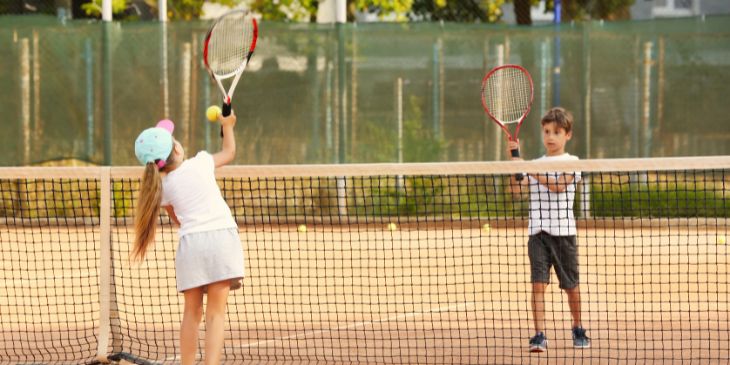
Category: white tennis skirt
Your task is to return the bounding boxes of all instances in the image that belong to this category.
[175,227,245,292]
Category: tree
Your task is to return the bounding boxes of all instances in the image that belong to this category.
[75,0,634,22]
[249,0,319,22]
[144,0,238,20]
[513,0,539,25]
[352,0,413,21]
[80,0,128,17]
[587,0,633,20]
[356,0,508,23]
[249,0,506,23]
[546,0,634,22]
[411,0,491,22]
[78,0,237,20]
[249,0,414,22]
[0,0,57,15]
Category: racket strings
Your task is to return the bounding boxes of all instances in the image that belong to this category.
[208,13,256,77]
[482,68,532,124]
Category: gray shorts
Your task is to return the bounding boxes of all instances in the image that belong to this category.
[176,227,245,292]
[528,231,579,289]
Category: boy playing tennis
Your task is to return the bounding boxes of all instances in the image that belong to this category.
[507,107,590,352]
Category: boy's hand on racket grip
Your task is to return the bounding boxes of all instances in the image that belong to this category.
[507,140,522,160]
[507,139,525,181]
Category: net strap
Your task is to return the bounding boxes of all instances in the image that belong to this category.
[96,167,112,360]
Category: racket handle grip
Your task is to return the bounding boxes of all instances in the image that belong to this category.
[220,103,232,138]
[510,148,524,181]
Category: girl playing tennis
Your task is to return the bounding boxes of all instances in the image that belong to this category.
[132,113,244,365]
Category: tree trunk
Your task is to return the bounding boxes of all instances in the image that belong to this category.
[514,0,532,25]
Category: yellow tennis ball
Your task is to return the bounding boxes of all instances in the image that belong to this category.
[387,222,397,231]
[206,105,221,122]
[718,235,726,244]
[481,223,491,234]
[297,224,307,233]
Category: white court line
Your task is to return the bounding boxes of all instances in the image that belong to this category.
[234,302,475,350]
[164,302,476,361]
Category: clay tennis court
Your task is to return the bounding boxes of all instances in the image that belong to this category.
[2,222,728,364]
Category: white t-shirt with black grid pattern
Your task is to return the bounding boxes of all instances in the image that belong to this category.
[527,153,582,236]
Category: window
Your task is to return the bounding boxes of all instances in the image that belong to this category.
[652,0,700,17]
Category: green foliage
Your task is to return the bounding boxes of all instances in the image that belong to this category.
[2,175,727,220]
[250,0,318,22]
[79,0,236,20]
[591,181,729,218]
[402,96,446,162]
[353,95,445,163]
[546,0,635,21]
[0,0,56,14]
[353,119,397,163]
[0,179,101,219]
[353,0,414,21]
[249,0,415,22]
[70,0,633,22]
[365,177,444,216]
[356,175,523,217]
[112,181,136,217]
[164,0,238,20]
[589,0,633,20]
[411,0,493,22]
[147,0,208,20]
[81,0,128,17]
[353,0,506,22]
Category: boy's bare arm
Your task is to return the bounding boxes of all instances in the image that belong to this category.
[506,140,529,198]
[529,172,576,193]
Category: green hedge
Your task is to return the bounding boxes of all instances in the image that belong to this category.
[591,185,729,218]
[0,176,726,220]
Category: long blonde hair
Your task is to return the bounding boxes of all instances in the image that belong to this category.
[132,161,165,261]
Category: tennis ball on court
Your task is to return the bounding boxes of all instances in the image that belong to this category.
[481,223,491,234]
[206,105,222,122]
[387,222,398,231]
[718,235,726,244]
[297,224,307,233]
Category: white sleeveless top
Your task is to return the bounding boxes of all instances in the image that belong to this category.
[160,151,237,237]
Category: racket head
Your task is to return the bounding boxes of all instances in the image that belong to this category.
[480,64,534,136]
[203,10,258,80]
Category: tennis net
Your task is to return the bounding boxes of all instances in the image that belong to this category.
[1,156,728,364]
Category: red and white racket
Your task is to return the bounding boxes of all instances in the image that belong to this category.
[480,64,534,179]
[203,10,258,136]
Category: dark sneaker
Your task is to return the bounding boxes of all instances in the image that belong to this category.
[572,326,591,348]
[529,332,547,352]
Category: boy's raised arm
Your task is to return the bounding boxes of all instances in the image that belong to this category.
[506,139,529,197]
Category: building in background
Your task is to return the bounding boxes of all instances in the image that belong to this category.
[632,0,730,19]
[502,0,730,24]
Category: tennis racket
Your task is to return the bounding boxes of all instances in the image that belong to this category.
[480,64,534,180]
[203,10,258,137]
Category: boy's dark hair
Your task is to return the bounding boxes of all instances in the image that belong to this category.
[541,107,573,133]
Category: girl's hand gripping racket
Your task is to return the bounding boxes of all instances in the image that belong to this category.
[203,10,258,137]
[480,64,534,180]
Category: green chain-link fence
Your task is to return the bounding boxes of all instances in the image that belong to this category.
[1,15,729,166]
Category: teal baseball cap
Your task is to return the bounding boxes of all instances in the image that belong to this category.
[134,119,175,168]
